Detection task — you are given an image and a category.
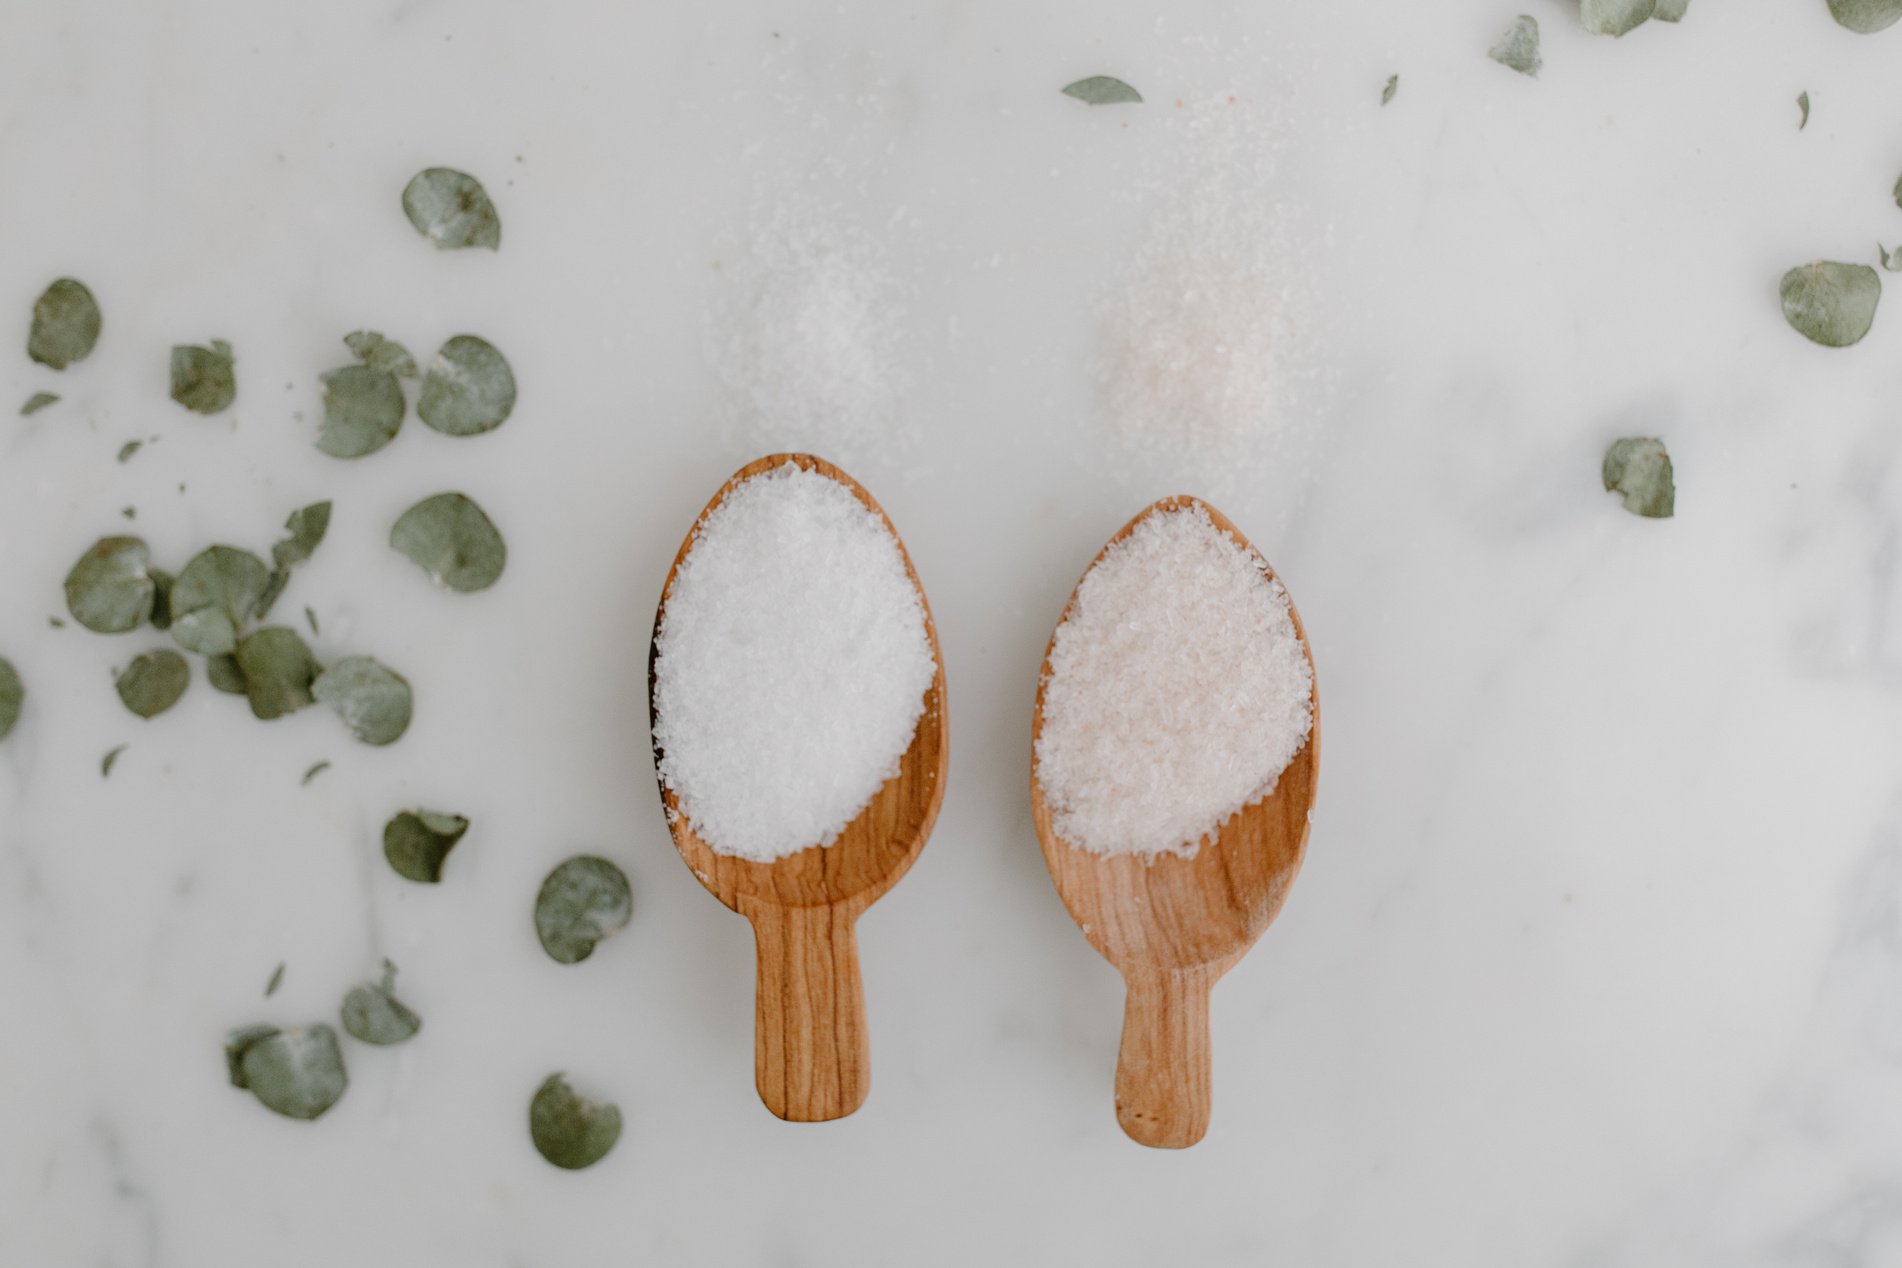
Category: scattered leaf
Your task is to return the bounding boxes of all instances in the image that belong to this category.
[272,502,332,570]
[1489,15,1542,76]
[206,653,247,695]
[1603,437,1676,518]
[228,1024,348,1120]
[0,657,22,741]
[148,569,174,631]
[101,743,127,777]
[265,963,285,997]
[418,335,516,436]
[312,656,412,745]
[343,330,419,379]
[534,856,632,965]
[170,340,236,414]
[317,365,404,458]
[48,616,64,628]
[21,391,58,416]
[302,760,331,786]
[1797,91,1810,129]
[1828,0,1902,33]
[1880,244,1902,272]
[121,506,136,521]
[1060,76,1143,106]
[27,278,101,369]
[1654,0,1690,18]
[1581,0,1655,36]
[170,545,272,655]
[64,537,155,634]
[304,605,320,636]
[340,961,421,1046]
[529,1073,621,1170]
[383,809,469,883]
[390,492,506,592]
[402,168,502,250]
[114,649,189,718]
[117,440,142,463]
[1780,261,1881,347]
[1381,74,1398,106]
[236,627,319,720]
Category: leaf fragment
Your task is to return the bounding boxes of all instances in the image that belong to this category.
[236,627,319,720]
[529,1073,621,1170]
[170,340,236,414]
[1797,91,1810,129]
[384,809,470,883]
[115,649,190,718]
[418,335,516,436]
[1779,261,1880,347]
[1580,0,1655,36]
[402,168,502,250]
[27,278,101,369]
[1060,76,1143,106]
[1602,437,1675,519]
[312,656,412,745]
[389,492,506,592]
[1654,0,1690,18]
[228,1024,348,1120]
[1489,16,1542,76]
[317,365,404,458]
[148,569,174,631]
[265,963,286,997]
[301,760,331,786]
[0,657,22,741]
[340,961,421,1046]
[21,391,58,416]
[534,856,632,964]
[343,330,419,379]
[117,440,142,463]
[272,502,332,570]
[1381,74,1398,106]
[1880,244,1902,272]
[64,537,155,634]
[101,743,127,778]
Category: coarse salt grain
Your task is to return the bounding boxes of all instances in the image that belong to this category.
[1035,504,1313,859]
[652,463,935,863]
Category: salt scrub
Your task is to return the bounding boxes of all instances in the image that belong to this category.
[1036,505,1313,859]
[652,463,935,862]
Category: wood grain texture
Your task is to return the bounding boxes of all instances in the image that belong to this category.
[1030,495,1320,1149]
[650,453,949,1123]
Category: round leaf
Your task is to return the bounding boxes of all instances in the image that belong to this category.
[1602,438,1676,519]
[340,965,421,1046]
[389,492,506,592]
[402,168,502,250]
[115,649,189,718]
[1829,0,1902,32]
[384,809,469,883]
[529,1073,621,1170]
[1780,261,1880,347]
[534,856,632,965]
[170,545,272,655]
[206,653,247,695]
[317,364,404,458]
[64,537,155,634]
[418,335,516,436]
[28,278,101,369]
[0,656,23,741]
[231,1025,348,1120]
[236,627,319,720]
[170,340,236,414]
[312,656,412,745]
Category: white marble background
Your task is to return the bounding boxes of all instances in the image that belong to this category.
[3,1,1900,1265]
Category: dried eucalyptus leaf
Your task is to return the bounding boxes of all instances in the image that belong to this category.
[384,809,469,882]
[1654,0,1689,18]
[234,1024,347,1120]
[317,365,404,458]
[1603,437,1675,518]
[28,278,101,369]
[206,653,247,695]
[171,545,271,655]
[340,962,421,1045]
[1780,261,1880,347]
[529,1073,621,1170]
[1381,74,1398,106]
[1060,76,1143,105]
[0,657,22,741]
[265,963,285,997]
[115,649,189,718]
[272,502,332,570]
[1581,0,1655,36]
[170,340,236,414]
[343,331,419,379]
[117,440,142,463]
[1489,16,1542,76]
[64,537,155,634]
[402,168,502,250]
[390,492,506,592]
[1881,244,1902,272]
[236,627,319,720]
[1828,0,1902,33]
[312,656,412,745]
[21,391,58,416]
[1797,91,1810,129]
[534,856,632,965]
[418,335,516,436]
[101,744,127,778]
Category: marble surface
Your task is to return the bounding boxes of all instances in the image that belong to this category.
[4,1,1901,1264]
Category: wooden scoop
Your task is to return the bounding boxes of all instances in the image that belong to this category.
[649,453,949,1122]
[1030,496,1320,1149]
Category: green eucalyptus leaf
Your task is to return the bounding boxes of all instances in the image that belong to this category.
[1603,437,1676,518]
[1797,91,1810,129]
[265,963,285,997]
[402,168,502,250]
[418,335,516,436]
[1654,0,1689,18]
[115,649,189,718]
[1489,15,1542,76]
[1381,74,1398,106]
[170,340,236,414]
[64,537,155,634]
[1581,0,1655,36]
[1060,76,1142,105]
[384,809,469,883]
[390,492,506,592]
[1780,261,1880,347]
[101,743,127,778]
[170,545,272,655]
[0,657,23,741]
[340,961,421,1045]
[1828,0,1902,33]
[529,1073,621,1171]
[232,1024,348,1120]
[317,364,404,458]
[236,627,319,720]
[272,502,332,570]
[534,856,632,965]
[28,278,101,369]
[21,391,59,416]
[206,653,247,695]
[343,330,419,379]
[312,656,412,745]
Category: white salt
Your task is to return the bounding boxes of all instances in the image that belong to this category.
[1035,505,1313,859]
[652,463,935,862]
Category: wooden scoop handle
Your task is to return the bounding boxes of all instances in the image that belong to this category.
[1114,963,1224,1148]
[745,903,869,1122]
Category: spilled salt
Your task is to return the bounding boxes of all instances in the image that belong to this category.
[652,463,935,862]
[1035,504,1313,859]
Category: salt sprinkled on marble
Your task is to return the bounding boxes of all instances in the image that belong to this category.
[1035,505,1313,859]
[652,463,935,862]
